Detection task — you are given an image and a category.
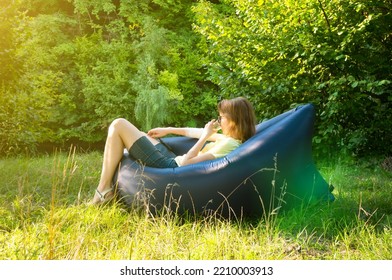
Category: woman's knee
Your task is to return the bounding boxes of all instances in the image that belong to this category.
[110,118,128,128]
[108,118,143,141]
[108,118,130,134]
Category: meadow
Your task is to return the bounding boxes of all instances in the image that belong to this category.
[0,148,391,260]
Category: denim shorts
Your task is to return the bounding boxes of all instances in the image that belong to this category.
[128,136,178,168]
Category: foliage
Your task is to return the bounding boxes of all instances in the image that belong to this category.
[0,0,22,86]
[131,18,182,131]
[57,33,137,142]
[0,3,57,154]
[0,0,210,155]
[193,0,392,156]
[0,0,391,156]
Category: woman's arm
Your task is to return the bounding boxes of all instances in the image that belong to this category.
[147,127,201,138]
[148,126,223,141]
[177,121,217,166]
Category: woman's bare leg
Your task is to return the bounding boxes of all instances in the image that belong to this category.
[91,118,158,204]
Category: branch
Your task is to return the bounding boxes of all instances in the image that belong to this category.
[317,0,331,32]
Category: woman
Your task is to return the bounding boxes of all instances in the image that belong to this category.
[91,97,256,204]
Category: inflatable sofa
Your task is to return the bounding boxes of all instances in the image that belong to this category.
[113,104,334,218]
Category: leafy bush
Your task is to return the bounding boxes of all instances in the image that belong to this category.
[0,0,213,156]
[1,0,390,156]
[193,0,392,156]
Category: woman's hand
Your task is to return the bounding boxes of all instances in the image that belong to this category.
[200,120,219,140]
[147,127,170,138]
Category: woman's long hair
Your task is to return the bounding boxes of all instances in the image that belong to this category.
[218,97,256,142]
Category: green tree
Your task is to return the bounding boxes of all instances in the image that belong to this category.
[1,0,216,155]
[0,3,64,154]
[0,0,21,86]
[193,0,392,155]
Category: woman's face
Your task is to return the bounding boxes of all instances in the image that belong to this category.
[218,113,230,135]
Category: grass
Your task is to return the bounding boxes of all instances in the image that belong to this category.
[0,148,391,260]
